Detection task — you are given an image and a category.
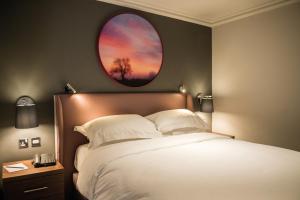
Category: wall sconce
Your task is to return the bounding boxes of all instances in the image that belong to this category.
[64,82,77,94]
[179,84,187,93]
[15,96,38,129]
[196,93,214,113]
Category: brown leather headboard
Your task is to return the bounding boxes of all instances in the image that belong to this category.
[54,92,193,198]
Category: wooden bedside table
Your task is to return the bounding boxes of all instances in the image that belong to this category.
[2,160,64,200]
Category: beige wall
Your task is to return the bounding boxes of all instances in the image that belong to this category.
[212,2,300,151]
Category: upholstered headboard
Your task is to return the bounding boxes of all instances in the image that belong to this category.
[54,92,193,198]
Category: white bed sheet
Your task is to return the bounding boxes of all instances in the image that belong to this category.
[76,132,300,200]
[74,144,90,172]
[73,172,79,188]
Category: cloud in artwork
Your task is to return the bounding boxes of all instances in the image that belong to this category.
[99,14,163,80]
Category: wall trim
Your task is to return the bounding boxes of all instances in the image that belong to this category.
[97,0,211,26]
[97,0,300,27]
[212,0,300,26]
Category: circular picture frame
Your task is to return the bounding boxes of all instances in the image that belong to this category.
[98,13,163,87]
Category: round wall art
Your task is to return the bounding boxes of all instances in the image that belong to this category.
[98,13,163,87]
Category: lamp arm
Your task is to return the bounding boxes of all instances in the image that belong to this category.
[196,93,203,104]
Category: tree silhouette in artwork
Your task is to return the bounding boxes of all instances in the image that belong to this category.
[110,58,132,80]
[148,71,157,80]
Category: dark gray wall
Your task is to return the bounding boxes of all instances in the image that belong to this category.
[0,0,211,194]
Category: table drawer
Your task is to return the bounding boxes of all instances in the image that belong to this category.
[4,173,64,200]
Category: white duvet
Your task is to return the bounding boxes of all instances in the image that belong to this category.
[77,132,300,200]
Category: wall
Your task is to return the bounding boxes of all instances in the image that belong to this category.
[212,3,300,151]
[0,0,212,194]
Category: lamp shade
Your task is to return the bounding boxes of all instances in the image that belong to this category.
[200,96,214,113]
[15,96,38,129]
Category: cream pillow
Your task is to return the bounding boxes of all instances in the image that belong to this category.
[74,114,161,148]
[146,109,208,134]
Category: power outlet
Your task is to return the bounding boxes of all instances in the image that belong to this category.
[31,137,41,147]
[19,138,29,149]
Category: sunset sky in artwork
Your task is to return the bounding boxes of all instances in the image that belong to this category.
[98,14,163,80]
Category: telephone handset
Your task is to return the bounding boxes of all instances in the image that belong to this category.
[33,153,56,168]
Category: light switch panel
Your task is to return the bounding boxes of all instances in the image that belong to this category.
[19,138,29,149]
[31,137,41,147]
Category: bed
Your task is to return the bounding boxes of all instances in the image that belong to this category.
[54,93,300,200]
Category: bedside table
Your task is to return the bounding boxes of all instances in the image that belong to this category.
[212,132,235,139]
[2,160,64,200]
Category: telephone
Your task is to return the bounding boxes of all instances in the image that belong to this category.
[33,153,56,168]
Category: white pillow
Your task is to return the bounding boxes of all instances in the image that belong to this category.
[74,114,161,148]
[146,109,208,134]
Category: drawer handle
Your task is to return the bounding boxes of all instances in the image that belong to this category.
[24,186,48,193]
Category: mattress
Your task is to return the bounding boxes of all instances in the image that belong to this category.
[75,132,300,200]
